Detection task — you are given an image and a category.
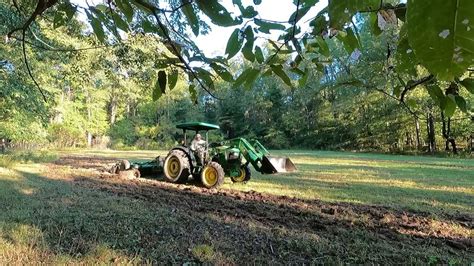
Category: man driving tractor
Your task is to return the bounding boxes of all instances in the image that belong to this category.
[190,133,206,165]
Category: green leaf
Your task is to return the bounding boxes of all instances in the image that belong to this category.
[233,68,257,88]
[210,63,234,82]
[182,1,200,36]
[328,0,379,29]
[196,0,240,27]
[53,12,67,29]
[406,98,417,109]
[407,0,474,81]
[444,94,457,117]
[142,20,158,33]
[255,46,264,63]
[396,26,417,76]
[460,78,474,94]
[337,28,359,53]
[195,68,214,90]
[455,95,468,113]
[225,29,244,59]
[254,0,262,4]
[243,69,260,90]
[394,3,406,22]
[298,68,310,87]
[271,65,292,87]
[238,5,258,18]
[426,84,445,106]
[289,5,311,24]
[310,15,328,36]
[289,67,305,76]
[242,26,255,62]
[254,18,286,34]
[168,70,179,90]
[369,13,382,36]
[90,17,105,43]
[189,84,198,103]
[112,13,129,32]
[153,71,167,101]
[116,0,134,22]
[133,2,153,14]
[315,62,325,73]
[63,3,76,19]
[316,37,330,57]
[393,86,402,97]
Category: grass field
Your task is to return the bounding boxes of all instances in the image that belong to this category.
[0,150,473,264]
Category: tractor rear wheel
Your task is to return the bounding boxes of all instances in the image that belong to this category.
[201,162,224,189]
[231,165,251,183]
[163,149,190,183]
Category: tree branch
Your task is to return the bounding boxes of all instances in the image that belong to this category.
[7,0,58,38]
[21,29,47,102]
[133,0,219,99]
[266,0,300,65]
[9,36,113,52]
[399,74,434,102]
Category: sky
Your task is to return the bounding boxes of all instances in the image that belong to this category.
[193,0,328,57]
[71,0,328,56]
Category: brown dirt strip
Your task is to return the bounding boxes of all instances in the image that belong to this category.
[50,156,473,246]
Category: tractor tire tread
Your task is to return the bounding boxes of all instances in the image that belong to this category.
[164,149,190,183]
[202,161,225,189]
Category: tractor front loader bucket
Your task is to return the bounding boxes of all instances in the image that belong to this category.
[260,156,297,174]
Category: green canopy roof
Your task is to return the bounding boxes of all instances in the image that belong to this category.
[176,122,220,131]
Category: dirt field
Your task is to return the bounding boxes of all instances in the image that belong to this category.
[47,153,474,264]
[1,152,473,264]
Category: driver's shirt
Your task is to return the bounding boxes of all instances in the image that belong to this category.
[191,139,206,152]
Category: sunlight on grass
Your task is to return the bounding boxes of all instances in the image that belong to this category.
[1,151,473,264]
[222,151,474,214]
[55,149,473,214]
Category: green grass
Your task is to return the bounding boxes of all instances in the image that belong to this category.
[0,151,58,168]
[0,150,472,264]
[59,149,474,215]
[226,150,474,215]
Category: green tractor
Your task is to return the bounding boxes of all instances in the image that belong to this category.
[162,122,297,188]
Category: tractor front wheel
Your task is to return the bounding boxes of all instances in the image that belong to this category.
[231,165,251,183]
[163,149,190,183]
[201,162,225,189]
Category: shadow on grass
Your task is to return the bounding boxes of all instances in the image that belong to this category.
[0,168,472,264]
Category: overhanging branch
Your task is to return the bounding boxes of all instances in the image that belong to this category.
[21,29,47,102]
[399,74,434,103]
[7,0,58,38]
[134,0,219,99]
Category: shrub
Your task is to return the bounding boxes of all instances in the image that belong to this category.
[0,155,17,168]
[48,123,85,148]
[0,151,58,168]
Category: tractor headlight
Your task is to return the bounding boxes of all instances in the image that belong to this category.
[228,151,240,160]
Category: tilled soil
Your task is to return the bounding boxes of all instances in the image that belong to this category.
[48,155,474,264]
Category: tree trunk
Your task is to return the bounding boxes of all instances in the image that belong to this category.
[415,117,421,149]
[426,112,436,153]
[86,131,92,147]
[107,90,118,125]
[469,134,474,152]
[108,96,118,124]
[441,112,458,154]
[86,89,92,148]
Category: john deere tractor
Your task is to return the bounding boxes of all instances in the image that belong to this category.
[162,122,296,188]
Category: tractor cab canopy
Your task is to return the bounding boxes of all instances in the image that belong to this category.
[176,122,220,132]
[176,122,220,148]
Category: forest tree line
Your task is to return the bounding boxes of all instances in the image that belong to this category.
[1,1,473,154]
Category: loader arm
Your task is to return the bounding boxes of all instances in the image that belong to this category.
[224,138,296,174]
